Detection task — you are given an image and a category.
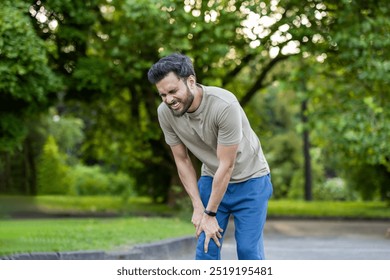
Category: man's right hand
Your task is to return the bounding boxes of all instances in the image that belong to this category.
[191,207,204,229]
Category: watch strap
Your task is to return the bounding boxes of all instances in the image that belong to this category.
[204,209,217,217]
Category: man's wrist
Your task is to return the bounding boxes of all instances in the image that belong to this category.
[204,209,217,217]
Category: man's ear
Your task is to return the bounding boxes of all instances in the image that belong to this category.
[187,75,196,89]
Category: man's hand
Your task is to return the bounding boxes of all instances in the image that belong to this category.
[196,214,223,253]
[191,207,204,229]
[193,143,236,254]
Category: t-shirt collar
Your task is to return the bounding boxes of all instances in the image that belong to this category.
[187,84,206,118]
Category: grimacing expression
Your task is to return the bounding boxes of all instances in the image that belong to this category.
[156,73,195,117]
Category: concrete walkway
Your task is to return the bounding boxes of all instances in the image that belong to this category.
[180,219,390,260]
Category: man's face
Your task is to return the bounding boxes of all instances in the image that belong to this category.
[156,72,195,117]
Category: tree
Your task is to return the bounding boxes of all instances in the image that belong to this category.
[310,0,390,201]
[0,0,61,194]
[81,0,329,199]
[0,1,61,152]
[37,135,70,194]
[24,0,331,201]
[6,0,388,203]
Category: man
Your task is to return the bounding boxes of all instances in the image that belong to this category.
[148,53,273,260]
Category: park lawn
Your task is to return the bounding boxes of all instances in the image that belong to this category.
[2,195,389,219]
[0,195,175,217]
[0,217,194,257]
[267,200,390,219]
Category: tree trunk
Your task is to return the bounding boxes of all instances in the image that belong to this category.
[301,98,312,201]
[24,138,37,195]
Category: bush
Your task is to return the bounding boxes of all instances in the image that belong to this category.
[342,163,390,202]
[37,136,70,195]
[68,164,134,197]
[37,136,135,197]
[313,177,353,201]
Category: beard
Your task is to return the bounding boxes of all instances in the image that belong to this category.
[167,87,194,117]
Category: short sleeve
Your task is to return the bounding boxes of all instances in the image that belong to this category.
[217,101,243,145]
[157,105,182,146]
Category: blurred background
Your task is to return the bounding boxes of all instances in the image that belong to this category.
[1,0,389,243]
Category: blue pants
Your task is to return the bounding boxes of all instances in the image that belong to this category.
[196,174,273,260]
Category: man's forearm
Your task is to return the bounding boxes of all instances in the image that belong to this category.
[176,157,203,209]
[171,144,203,210]
[205,163,234,212]
[205,144,238,212]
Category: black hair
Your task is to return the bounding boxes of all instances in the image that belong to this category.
[147,53,196,84]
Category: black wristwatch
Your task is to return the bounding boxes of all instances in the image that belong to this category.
[204,209,217,217]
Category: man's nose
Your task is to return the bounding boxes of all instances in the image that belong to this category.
[166,94,174,104]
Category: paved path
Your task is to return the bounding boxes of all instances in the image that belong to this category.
[180,219,390,260]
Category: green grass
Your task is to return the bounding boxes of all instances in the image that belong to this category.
[2,195,387,219]
[0,195,175,218]
[0,217,194,257]
[268,200,390,219]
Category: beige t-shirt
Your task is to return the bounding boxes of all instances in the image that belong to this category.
[157,85,270,183]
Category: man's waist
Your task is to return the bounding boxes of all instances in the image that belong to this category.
[201,165,270,183]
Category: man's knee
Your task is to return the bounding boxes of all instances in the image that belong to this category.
[237,243,264,260]
[195,233,221,260]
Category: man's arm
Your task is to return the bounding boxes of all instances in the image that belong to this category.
[196,143,239,253]
[170,143,204,227]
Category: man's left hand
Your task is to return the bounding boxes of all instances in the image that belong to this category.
[196,214,223,253]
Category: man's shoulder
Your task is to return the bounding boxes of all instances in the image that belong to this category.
[157,103,173,122]
[157,102,169,115]
[204,85,238,104]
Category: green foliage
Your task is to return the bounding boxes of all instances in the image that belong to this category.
[44,0,334,202]
[313,178,355,201]
[246,82,301,198]
[0,1,61,153]
[45,115,84,155]
[37,133,135,197]
[2,0,389,203]
[37,136,70,195]
[267,132,302,198]
[36,109,85,160]
[247,78,326,200]
[68,164,134,197]
[326,0,390,87]
[305,1,390,201]
[285,148,326,200]
[320,0,390,168]
[0,115,27,153]
[47,0,175,201]
[341,164,390,202]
